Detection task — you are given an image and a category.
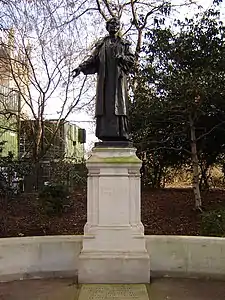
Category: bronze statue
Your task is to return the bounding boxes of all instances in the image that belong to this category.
[73,17,135,143]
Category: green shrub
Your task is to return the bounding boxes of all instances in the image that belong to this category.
[201,209,225,237]
[38,184,69,216]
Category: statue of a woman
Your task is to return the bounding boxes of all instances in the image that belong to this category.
[73,17,135,142]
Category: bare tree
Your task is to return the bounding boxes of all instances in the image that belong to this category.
[94,0,197,57]
[0,0,96,161]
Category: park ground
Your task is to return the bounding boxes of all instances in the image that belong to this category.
[0,187,225,238]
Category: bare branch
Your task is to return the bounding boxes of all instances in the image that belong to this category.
[102,0,116,18]
[196,120,225,142]
[149,146,192,155]
[96,0,108,20]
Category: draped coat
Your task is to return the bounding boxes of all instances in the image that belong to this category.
[79,36,135,117]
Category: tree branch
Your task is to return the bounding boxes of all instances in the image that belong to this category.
[96,0,108,20]
[196,120,225,142]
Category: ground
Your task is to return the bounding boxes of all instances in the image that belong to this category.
[1,278,225,300]
[0,188,225,238]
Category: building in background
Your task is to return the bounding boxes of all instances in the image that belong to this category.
[19,119,86,190]
[0,29,86,191]
[0,28,29,158]
[20,119,86,162]
[0,85,19,157]
[0,28,86,163]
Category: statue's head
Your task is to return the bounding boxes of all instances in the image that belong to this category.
[106,17,120,34]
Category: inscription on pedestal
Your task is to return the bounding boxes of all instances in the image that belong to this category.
[78,284,149,300]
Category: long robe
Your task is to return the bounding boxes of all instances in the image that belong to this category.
[79,35,135,141]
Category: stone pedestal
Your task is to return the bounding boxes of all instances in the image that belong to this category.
[78,147,150,283]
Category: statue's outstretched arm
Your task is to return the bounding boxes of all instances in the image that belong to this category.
[73,44,101,78]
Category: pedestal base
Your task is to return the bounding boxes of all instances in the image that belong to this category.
[79,251,150,283]
[78,147,150,283]
[94,140,133,148]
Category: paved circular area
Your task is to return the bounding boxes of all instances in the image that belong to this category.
[0,278,225,299]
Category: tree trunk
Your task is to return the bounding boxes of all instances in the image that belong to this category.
[199,162,210,191]
[189,114,202,209]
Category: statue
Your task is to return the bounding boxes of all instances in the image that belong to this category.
[73,17,135,143]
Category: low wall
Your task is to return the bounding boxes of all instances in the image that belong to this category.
[0,235,82,282]
[0,235,225,282]
[146,235,225,279]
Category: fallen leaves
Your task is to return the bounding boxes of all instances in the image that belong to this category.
[0,187,225,237]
